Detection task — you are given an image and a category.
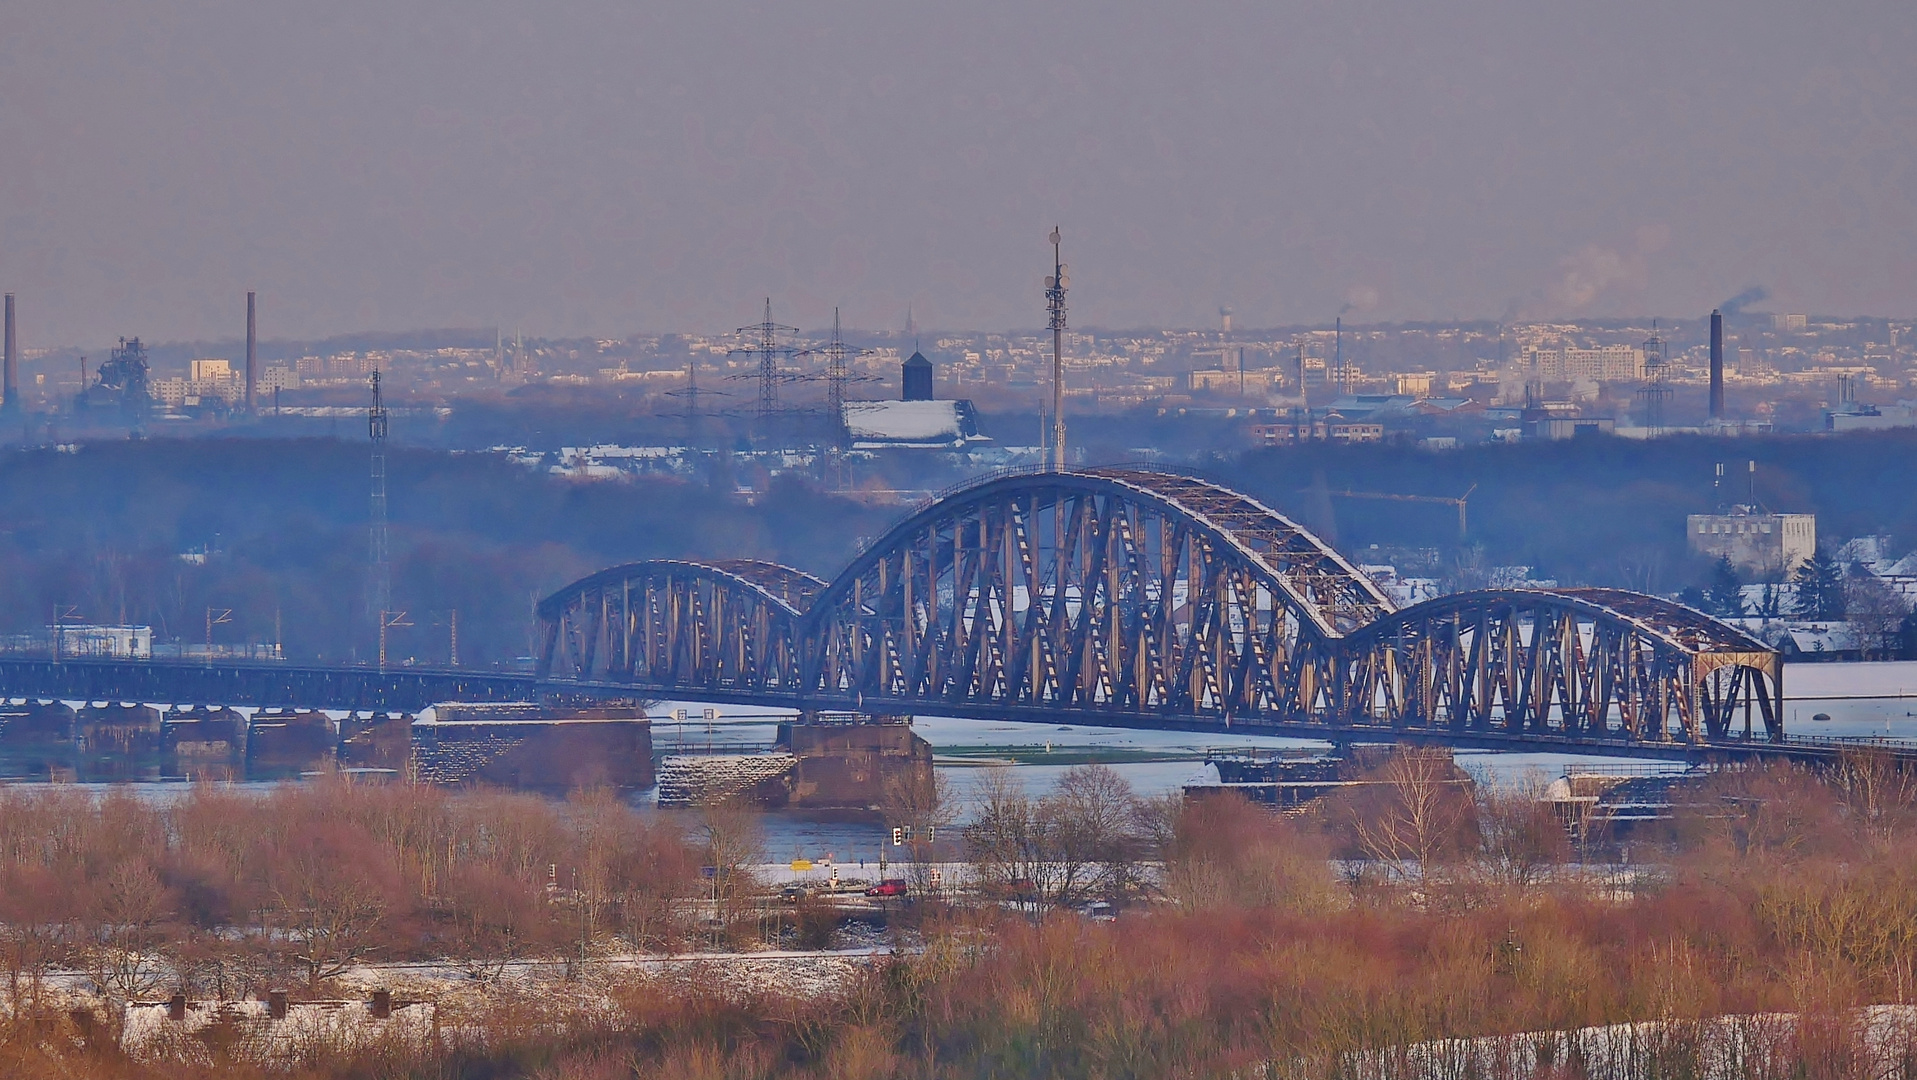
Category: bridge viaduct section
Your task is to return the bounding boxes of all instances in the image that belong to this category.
[536,467,1787,757]
[0,657,536,714]
[0,467,1798,761]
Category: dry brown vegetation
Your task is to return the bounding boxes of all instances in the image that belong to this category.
[6,752,1917,1077]
[0,778,701,1007]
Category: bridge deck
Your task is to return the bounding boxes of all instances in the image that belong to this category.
[0,658,1905,766]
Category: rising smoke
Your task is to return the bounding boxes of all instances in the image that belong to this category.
[1719,286,1769,317]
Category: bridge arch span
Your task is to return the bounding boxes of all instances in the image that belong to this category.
[536,559,825,695]
[796,467,1395,717]
[1336,588,1781,742]
[529,468,1781,751]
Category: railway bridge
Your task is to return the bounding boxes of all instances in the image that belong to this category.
[532,467,1796,760]
[0,466,1856,764]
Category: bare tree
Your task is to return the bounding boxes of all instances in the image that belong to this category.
[963,766,1049,909]
[78,860,173,1000]
[0,864,75,1016]
[963,764,1144,911]
[1835,748,1917,843]
[1473,776,1571,892]
[1846,572,1911,660]
[1047,764,1145,906]
[696,797,763,945]
[445,865,549,982]
[882,767,956,897]
[269,827,393,986]
[1161,793,1339,913]
[1344,747,1477,889]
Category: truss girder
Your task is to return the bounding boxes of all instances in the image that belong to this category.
[533,470,1783,748]
[535,559,823,695]
[1336,590,1783,743]
[796,472,1384,723]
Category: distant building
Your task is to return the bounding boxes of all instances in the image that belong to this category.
[50,624,152,659]
[1687,507,1815,575]
[1825,379,1917,432]
[1326,418,1384,443]
[189,358,231,382]
[1190,368,1280,394]
[902,350,934,401]
[177,357,243,405]
[1394,372,1435,396]
[151,377,190,408]
[1531,415,1615,440]
[843,399,984,449]
[1300,357,1328,390]
[1250,408,1384,445]
[1520,345,1644,383]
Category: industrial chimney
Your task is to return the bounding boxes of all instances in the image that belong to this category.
[245,291,257,415]
[2,294,15,414]
[1708,308,1724,421]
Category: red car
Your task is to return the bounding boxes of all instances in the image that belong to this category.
[865,878,908,897]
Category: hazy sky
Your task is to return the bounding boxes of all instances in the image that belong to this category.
[1,0,1912,346]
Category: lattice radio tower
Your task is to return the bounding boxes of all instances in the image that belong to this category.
[368,370,391,636]
[1045,228,1069,470]
[728,298,801,423]
[1636,319,1672,433]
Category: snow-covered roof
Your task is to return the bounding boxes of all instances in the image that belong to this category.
[842,400,982,445]
[1838,535,1896,572]
[1728,618,1862,655]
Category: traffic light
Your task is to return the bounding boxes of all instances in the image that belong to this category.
[891,827,904,846]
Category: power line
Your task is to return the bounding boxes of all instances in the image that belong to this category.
[794,309,878,488]
[728,298,801,422]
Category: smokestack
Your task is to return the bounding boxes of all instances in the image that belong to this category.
[245,291,257,414]
[3,293,15,415]
[1709,308,1724,420]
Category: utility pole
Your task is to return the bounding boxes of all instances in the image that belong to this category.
[1046,227,1069,470]
[205,607,232,662]
[449,609,459,667]
[379,609,411,670]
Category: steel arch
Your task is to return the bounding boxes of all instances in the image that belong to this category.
[531,468,1783,749]
[536,559,825,695]
[795,467,1393,720]
[1335,589,1782,742]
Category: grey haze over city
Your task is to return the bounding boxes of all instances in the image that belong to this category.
[1,0,1912,346]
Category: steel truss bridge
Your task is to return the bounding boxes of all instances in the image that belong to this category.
[532,467,1810,762]
[0,467,1888,763]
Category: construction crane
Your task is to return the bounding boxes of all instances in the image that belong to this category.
[1315,484,1477,540]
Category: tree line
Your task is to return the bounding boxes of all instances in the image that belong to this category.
[5,752,1917,1075]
